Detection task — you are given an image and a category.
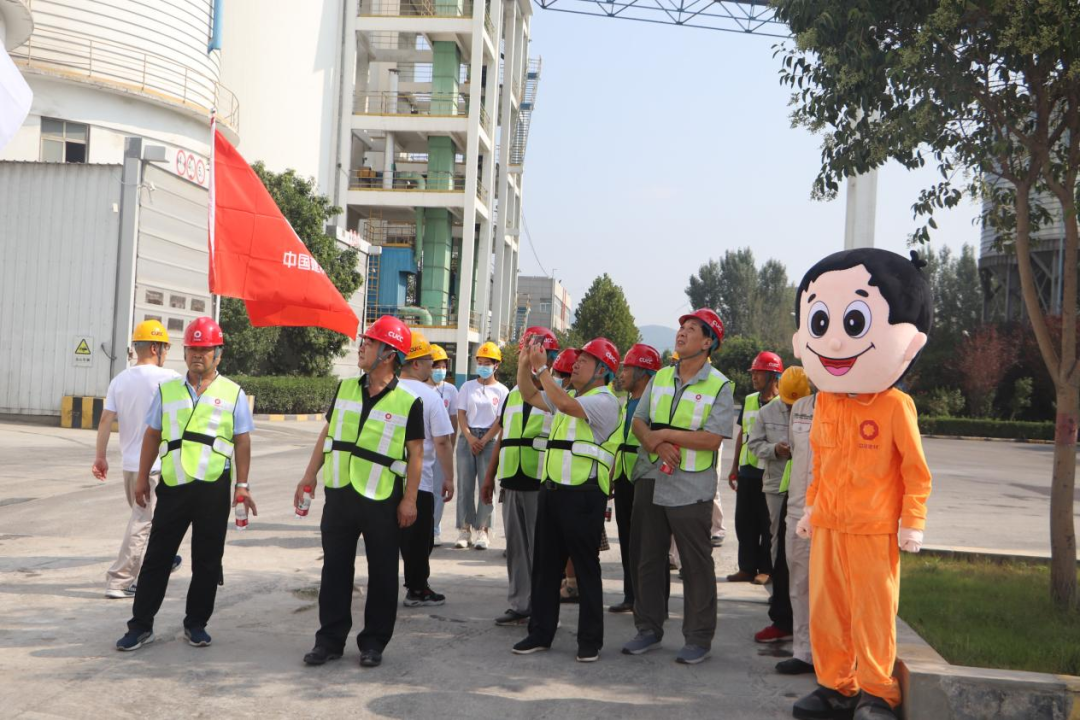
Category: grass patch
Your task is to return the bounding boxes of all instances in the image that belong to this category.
[899,555,1080,675]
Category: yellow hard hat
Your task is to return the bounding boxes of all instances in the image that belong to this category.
[132,319,169,343]
[779,366,811,405]
[405,329,432,361]
[430,344,449,363]
[671,351,680,362]
[477,341,502,362]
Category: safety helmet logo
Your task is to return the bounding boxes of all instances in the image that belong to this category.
[193,331,203,340]
[387,331,404,342]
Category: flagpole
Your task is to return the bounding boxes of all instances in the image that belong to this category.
[209,110,219,322]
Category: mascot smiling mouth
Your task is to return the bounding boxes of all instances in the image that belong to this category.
[807,344,875,376]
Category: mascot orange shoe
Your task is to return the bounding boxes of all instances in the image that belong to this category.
[790,249,933,720]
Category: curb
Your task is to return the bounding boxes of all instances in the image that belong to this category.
[920,545,1080,567]
[254,413,322,422]
[922,433,1054,445]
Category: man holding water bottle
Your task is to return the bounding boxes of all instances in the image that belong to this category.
[621,309,734,666]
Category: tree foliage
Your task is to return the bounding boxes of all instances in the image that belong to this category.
[571,274,641,354]
[219,163,362,377]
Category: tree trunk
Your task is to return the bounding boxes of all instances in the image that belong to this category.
[1051,381,1079,610]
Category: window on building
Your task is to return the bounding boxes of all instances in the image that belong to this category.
[167,318,184,333]
[144,314,162,323]
[40,118,88,163]
[191,298,206,313]
[170,295,187,309]
[145,290,164,306]
[539,302,551,313]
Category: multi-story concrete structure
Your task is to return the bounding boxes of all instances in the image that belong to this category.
[516,275,571,336]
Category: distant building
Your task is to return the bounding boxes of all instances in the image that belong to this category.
[516,276,571,336]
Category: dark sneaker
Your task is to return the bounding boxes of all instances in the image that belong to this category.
[854,693,897,720]
[793,686,860,720]
[116,630,154,652]
[607,601,633,614]
[303,646,342,666]
[576,645,600,663]
[511,636,550,655]
[171,555,182,573]
[403,588,446,607]
[359,649,383,667]
[495,610,530,626]
[776,658,815,675]
[725,570,755,582]
[710,534,724,547]
[675,644,711,665]
[621,632,662,655]
[184,627,212,647]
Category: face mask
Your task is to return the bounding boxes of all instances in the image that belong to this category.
[432,369,447,384]
[477,365,495,379]
[552,377,564,389]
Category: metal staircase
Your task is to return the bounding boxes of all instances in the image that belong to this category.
[509,58,541,167]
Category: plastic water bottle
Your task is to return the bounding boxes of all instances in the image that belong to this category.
[660,445,680,476]
[296,486,313,518]
[235,496,248,530]
[605,501,612,522]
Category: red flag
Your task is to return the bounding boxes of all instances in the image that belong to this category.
[209,125,358,339]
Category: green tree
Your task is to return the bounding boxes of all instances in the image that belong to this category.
[713,335,765,406]
[571,274,640,354]
[915,244,985,394]
[219,163,362,377]
[774,0,1080,606]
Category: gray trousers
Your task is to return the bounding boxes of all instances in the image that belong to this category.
[766,491,785,567]
[105,470,159,592]
[456,429,495,530]
[786,523,813,664]
[631,477,717,648]
[502,488,540,614]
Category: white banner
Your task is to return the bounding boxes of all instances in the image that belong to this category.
[0,49,32,153]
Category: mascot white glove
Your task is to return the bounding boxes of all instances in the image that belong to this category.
[898,527,924,553]
[795,506,814,539]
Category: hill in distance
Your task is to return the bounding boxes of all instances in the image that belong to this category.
[638,325,677,353]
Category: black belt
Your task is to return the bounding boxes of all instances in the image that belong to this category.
[545,440,574,451]
[165,431,217,453]
[543,477,600,491]
[328,439,353,453]
[349,444,404,471]
[618,443,637,454]
[500,438,536,448]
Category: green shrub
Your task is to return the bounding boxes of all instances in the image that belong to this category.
[915,388,965,417]
[918,416,1054,441]
[232,375,340,415]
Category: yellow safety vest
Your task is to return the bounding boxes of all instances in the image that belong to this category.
[322,378,364,489]
[158,376,241,486]
[739,392,765,470]
[646,365,731,473]
[544,386,616,494]
[603,400,641,483]
[498,387,553,483]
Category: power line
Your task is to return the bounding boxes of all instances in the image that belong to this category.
[521,211,549,277]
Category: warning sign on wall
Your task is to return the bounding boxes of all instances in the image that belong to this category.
[74,336,94,368]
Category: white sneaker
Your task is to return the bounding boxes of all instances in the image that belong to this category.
[104,588,127,599]
[455,527,472,549]
[474,529,490,550]
[433,531,443,547]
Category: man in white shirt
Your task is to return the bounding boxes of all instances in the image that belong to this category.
[426,344,458,546]
[399,332,456,605]
[93,320,182,599]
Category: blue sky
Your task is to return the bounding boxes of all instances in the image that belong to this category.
[522,11,981,328]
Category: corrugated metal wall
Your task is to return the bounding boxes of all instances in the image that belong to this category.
[0,162,123,415]
[134,164,210,377]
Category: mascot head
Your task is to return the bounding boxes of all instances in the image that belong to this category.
[793,249,932,394]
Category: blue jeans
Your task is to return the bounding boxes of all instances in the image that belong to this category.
[456,428,495,530]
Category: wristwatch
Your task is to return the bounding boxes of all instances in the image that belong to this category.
[534,365,548,376]
[235,482,250,489]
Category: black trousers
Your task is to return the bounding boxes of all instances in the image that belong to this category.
[613,477,635,605]
[768,494,793,632]
[128,477,231,634]
[735,474,772,575]
[315,484,402,654]
[528,486,606,650]
[400,490,434,592]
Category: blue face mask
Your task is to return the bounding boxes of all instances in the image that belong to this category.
[552,377,564,389]
[477,365,495,379]
[432,369,447,384]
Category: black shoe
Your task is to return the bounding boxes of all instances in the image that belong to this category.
[303,646,342,666]
[776,658,815,675]
[607,601,633,614]
[793,686,860,720]
[403,587,446,607]
[854,693,897,720]
[512,636,550,655]
[359,649,383,667]
[495,609,530,626]
[575,645,600,663]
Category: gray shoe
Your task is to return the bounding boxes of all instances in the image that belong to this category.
[675,644,711,665]
[621,632,662,655]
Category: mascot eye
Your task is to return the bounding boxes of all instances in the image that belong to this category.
[843,300,872,338]
[808,301,830,338]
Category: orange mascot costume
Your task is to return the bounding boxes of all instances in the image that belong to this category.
[790,249,933,720]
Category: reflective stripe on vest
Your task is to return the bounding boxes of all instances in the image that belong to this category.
[347,384,417,500]
[646,365,730,473]
[739,392,765,470]
[158,376,240,486]
[498,387,552,482]
[544,386,615,494]
[322,378,364,489]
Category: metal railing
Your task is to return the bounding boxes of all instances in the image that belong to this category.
[354,91,468,116]
[484,10,495,37]
[362,220,418,246]
[476,178,487,203]
[350,170,468,192]
[364,32,432,51]
[358,0,473,17]
[395,62,469,84]
[365,304,480,331]
[10,25,239,133]
[479,103,490,131]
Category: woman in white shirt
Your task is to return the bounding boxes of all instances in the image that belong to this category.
[454,342,509,550]
[427,344,458,546]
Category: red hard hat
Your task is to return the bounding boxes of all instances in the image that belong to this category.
[184,316,224,347]
[749,351,784,373]
[623,343,661,371]
[520,326,559,352]
[678,308,725,345]
[364,315,412,355]
[579,337,621,375]
[552,348,580,374]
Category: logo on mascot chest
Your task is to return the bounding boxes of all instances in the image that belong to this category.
[858,420,880,449]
